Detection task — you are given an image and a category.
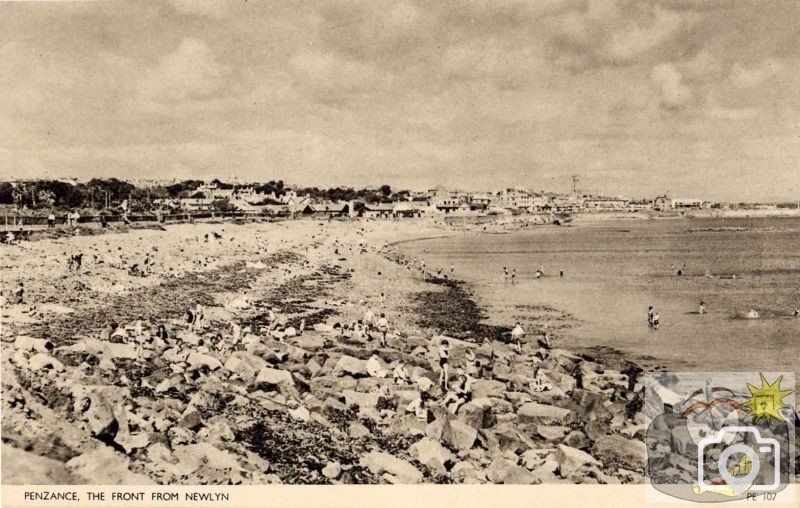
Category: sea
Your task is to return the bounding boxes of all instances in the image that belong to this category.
[399,216,800,372]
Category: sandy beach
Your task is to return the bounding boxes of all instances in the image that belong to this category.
[0,218,673,485]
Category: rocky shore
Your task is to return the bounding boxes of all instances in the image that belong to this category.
[1,219,648,485]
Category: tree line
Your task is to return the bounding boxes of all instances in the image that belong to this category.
[0,178,412,212]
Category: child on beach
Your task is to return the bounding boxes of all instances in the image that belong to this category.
[652,312,660,329]
[699,301,706,315]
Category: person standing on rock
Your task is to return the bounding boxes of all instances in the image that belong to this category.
[511,322,525,353]
[364,307,375,335]
[376,313,389,347]
[438,339,450,391]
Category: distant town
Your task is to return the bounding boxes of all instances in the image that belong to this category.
[0,177,797,224]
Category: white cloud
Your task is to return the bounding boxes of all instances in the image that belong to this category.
[605,8,685,62]
[730,59,784,89]
[707,107,759,120]
[169,0,228,19]
[289,50,390,95]
[651,63,692,108]
[138,38,231,104]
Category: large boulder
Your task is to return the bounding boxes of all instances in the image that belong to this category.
[570,389,612,423]
[471,379,506,399]
[450,461,483,484]
[591,434,646,470]
[2,444,76,484]
[556,444,601,478]
[455,401,496,429]
[66,447,155,484]
[486,457,536,484]
[360,451,423,483]
[408,437,454,474]
[14,336,53,353]
[342,390,379,410]
[224,352,267,382]
[536,425,570,442]
[517,402,572,425]
[442,420,478,452]
[333,355,369,377]
[28,353,65,372]
[255,367,295,387]
[186,352,222,371]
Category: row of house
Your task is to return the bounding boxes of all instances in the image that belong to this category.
[156,181,714,218]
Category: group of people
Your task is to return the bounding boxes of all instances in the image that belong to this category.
[647,306,661,329]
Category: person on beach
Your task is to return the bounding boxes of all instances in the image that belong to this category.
[156,324,169,342]
[406,391,432,423]
[13,282,24,305]
[647,306,654,327]
[746,308,759,319]
[47,212,56,228]
[393,362,410,385]
[363,307,375,334]
[464,348,478,377]
[107,321,125,342]
[503,267,509,282]
[450,264,455,275]
[441,373,472,413]
[560,270,564,278]
[539,325,552,349]
[185,308,196,331]
[794,307,800,317]
[376,313,389,347]
[699,301,706,315]
[511,269,516,285]
[194,304,205,330]
[438,339,450,391]
[511,322,525,353]
[652,312,660,330]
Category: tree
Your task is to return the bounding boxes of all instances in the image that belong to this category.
[379,184,392,197]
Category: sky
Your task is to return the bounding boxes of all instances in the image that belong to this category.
[1,0,798,202]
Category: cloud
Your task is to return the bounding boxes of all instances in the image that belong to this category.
[730,59,784,88]
[604,7,686,63]
[169,0,228,19]
[289,49,391,98]
[138,38,231,104]
[651,63,692,108]
[707,106,759,120]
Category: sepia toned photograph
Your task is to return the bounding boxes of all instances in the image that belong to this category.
[1,0,798,504]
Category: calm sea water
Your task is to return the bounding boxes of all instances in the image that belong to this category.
[400,217,800,371]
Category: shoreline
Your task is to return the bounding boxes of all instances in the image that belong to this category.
[2,218,648,485]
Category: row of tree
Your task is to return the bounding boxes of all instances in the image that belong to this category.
[0,178,407,212]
